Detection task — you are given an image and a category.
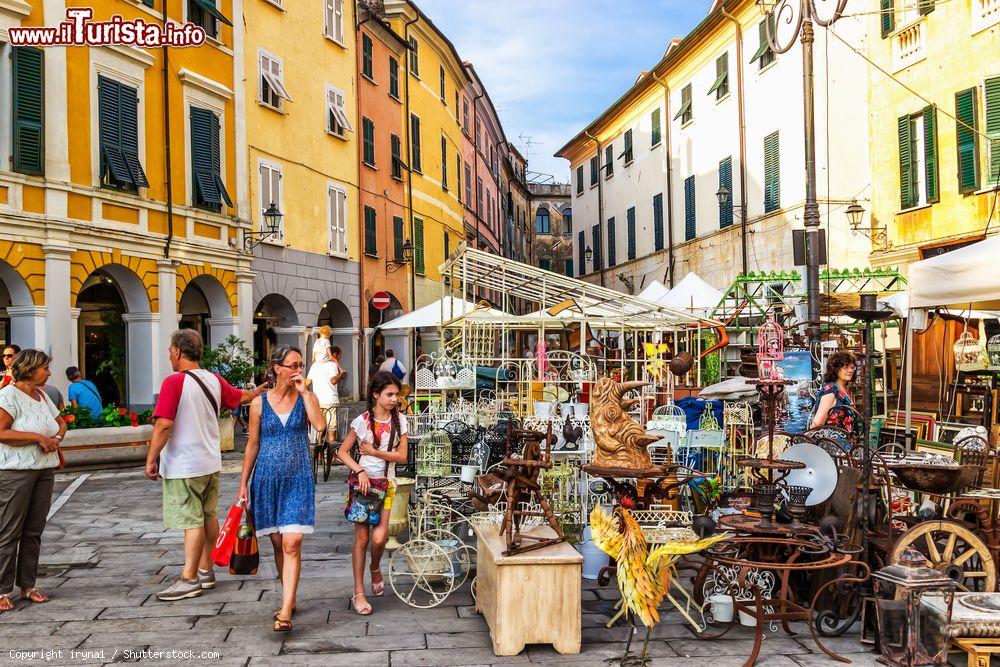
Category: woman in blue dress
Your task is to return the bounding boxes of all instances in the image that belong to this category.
[239,345,325,632]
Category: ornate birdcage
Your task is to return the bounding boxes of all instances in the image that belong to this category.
[987,334,1000,369]
[953,330,986,372]
[699,403,721,430]
[757,310,785,382]
[415,429,452,478]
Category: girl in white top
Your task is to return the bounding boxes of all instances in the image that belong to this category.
[337,371,408,616]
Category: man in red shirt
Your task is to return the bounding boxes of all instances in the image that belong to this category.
[147,329,264,601]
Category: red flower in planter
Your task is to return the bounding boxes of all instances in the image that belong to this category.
[119,409,127,416]
[129,412,137,421]
[131,421,139,427]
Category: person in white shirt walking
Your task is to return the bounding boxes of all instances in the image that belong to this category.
[307,346,346,443]
[146,330,264,601]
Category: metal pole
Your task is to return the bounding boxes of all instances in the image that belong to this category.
[800,13,821,349]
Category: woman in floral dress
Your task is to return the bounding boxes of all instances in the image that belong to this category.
[239,345,325,632]
[809,351,861,439]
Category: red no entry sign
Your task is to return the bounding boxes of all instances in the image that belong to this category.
[371,291,391,310]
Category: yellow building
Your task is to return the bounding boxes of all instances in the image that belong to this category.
[384,0,467,311]
[868,0,1000,266]
[243,0,361,397]
[0,0,248,407]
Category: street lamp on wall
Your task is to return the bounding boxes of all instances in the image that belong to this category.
[846,200,891,250]
[715,185,744,220]
[243,202,283,252]
[585,246,593,264]
[386,239,414,273]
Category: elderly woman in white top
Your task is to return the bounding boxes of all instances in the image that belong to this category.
[0,349,66,613]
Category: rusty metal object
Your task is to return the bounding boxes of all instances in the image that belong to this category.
[669,351,694,376]
[589,378,660,471]
[889,463,981,495]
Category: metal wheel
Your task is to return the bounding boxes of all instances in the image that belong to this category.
[388,539,457,608]
[421,528,474,589]
[890,520,996,592]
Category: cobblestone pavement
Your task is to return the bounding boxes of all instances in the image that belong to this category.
[0,457,893,667]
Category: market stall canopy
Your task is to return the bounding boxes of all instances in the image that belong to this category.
[441,245,719,329]
[657,272,723,314]
[907,235,1000,311]
[637,280,669,303]
[379,296,507,330]
[879,291,1000,322]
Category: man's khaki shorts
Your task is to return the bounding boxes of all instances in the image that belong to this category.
[162,472,220,529]
[312,402,338,442]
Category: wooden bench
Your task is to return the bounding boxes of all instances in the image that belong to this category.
[473,523,582,656]
[952,637,1000,667]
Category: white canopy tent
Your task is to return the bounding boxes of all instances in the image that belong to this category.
[657,272,724,316]
[637,280,670,303]
[379,296,507,330]
[886,236,1000,433]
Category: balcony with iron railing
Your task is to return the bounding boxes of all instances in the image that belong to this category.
[891,16,926,73]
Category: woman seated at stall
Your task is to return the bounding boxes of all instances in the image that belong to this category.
[809,352,863,443]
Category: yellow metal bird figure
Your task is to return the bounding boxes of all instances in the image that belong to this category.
[590,505,730,666]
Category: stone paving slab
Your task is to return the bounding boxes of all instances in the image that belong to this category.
[0,462,911,666]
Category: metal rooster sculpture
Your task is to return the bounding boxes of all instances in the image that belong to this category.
[562,414,583,448]
[591,506,730,666]
[589,378,660,470]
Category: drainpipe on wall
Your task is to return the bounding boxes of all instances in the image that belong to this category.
[721,5,750,277]
[651,71,674,287]
[160,19,174,259]
[584,131,604,287]
[355,0,371,390]
[403,12,419,366]
[472,89,484,269]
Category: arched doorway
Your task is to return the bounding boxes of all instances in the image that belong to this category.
[317,298,356,400]
[0,260,33,349]
[253,293,298,369]
[75,265,151,407]
[180,275,233,348]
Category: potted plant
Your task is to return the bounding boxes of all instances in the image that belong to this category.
[202,335,262,452]
[692,477,723,538]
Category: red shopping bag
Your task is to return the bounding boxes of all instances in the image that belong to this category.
[212,500,245,568]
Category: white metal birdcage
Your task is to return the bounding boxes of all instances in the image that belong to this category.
[723,401,754,490]
[649,402,688,437]
[415,430,452,478]
[953,330,987,372]
[987,334,1000,369]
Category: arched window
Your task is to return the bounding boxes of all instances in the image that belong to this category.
[535,207,550,234]
[562,207,573,236]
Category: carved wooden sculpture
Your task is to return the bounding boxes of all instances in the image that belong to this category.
[590,379,661,471]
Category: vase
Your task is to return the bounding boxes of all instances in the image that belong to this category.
[218,414,235,452]
[386,477,415,550]
[693,513,716,538]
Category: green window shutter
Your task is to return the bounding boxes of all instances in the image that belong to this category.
[923,105,939,202]
[651,108,661,146]
[919,0,934,15]
[142,0,154,6]
[539,258,550,271]
[764,131,780,212]
[364,206,377,255]
[592,225,602,270]
[624,129,633,162]
[439,65,445,100]
[576,166,583,194]
[362,117,375,166]
[192,0,232,26]
[653,193,664,251]
[12,47,44,176]
[898,114,914,209]
[708,54,729,98]
[684,176,696,241]
[441,135,447,188]
[410,114,421,172]
[590,156,599,185]
[985,77,1000,185]
[413,218,425,274]
[393,216,404,261]
[362,34,373,79]
[578,231,585,273]
[457,154,462,202]
[444,231,449,260]
[389,57,399,98]
[606,217,616,267]
[564,259,574,277]
[98,76,130,187]
[118,81,148,188]
[190,107,231,208]
[719,156,733,228]
[880,0,895,37]
[955,89,979,193]
[626,207,636,260]
[605,145,614,176]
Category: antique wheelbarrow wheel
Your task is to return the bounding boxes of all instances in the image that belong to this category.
[388,538,459,608]
[889,520,996,592]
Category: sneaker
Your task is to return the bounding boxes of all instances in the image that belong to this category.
[156,576,203,601]
[197,568,216,590]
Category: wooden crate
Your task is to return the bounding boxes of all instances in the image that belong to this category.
[473,523,582,656]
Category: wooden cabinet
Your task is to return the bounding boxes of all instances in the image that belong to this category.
[473,524,582,656]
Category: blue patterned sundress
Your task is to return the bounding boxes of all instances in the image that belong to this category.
[250,391,315,536]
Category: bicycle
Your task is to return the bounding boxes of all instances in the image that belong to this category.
[311,404,338,483]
